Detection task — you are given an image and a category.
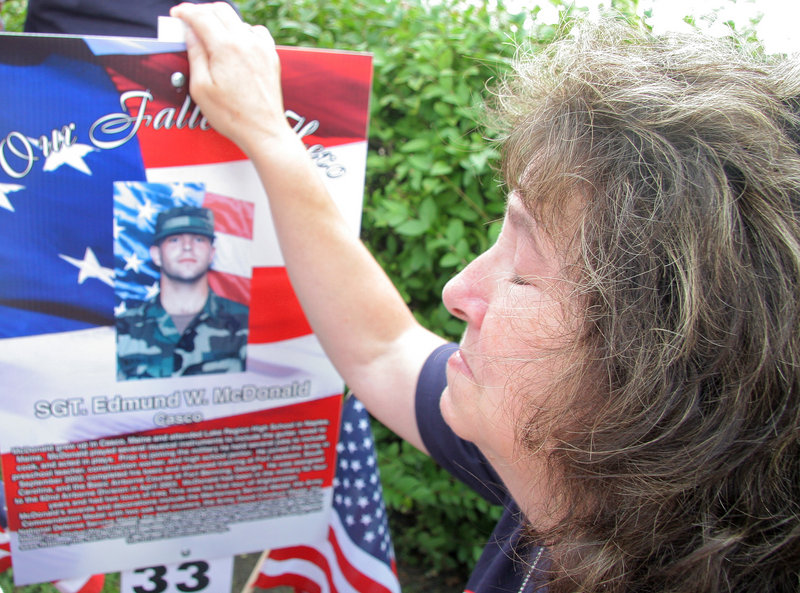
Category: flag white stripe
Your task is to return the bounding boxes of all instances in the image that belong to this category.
[53,576,91,593]
[211,231,252,278]
[330,512,401,593]
[262,522,399,593]
[146,141,367,268]
[261,556,332,593]
[266,541,368,593]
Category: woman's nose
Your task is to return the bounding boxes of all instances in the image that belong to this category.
[442,249,493,328]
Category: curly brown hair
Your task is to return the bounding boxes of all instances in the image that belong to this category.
[489,18,800,593]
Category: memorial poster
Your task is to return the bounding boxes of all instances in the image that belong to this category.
[0,32,372,584]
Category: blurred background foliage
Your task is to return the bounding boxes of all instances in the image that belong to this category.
[0,0,763,588]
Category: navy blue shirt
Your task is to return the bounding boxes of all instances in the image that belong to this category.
[415,343,547,593]
[25,0,240,37]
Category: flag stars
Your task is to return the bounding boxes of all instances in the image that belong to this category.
[42,143,97,175]
[114,301,127,317]
[171,183,191,200]
[145,282,160,300]
[0,183,24,212]
[113,218,124,240]
[137,198,158,225]
[124,251,145,273]
[326,399,397,570]
[58,247,114,287]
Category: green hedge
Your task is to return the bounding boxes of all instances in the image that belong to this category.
[240,0,530,341]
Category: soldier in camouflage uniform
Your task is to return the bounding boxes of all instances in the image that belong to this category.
[116,205,249,379]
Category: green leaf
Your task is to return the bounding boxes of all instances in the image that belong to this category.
[395,219,429,236]
[400,137,432,153]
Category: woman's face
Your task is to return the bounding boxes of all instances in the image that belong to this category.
[441,192,574,522]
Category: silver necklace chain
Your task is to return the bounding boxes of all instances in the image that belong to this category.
[517,547,545,593]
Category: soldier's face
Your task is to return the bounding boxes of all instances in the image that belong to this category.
[150,233,215,283]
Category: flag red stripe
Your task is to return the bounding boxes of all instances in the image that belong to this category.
[327,526,396,593]
[266,527,394,593]
[267,545,337,592]
[99,52,247,169]
[0,528,10,573]
[208,269,250,307]
[299,135,368,147]
[280,49,372,142]
[99,50,371,169]
[249,267,312,343]
[268,543,326,563]
[53,574,106,593]
[203,192,255,240]
[256,570,323,593]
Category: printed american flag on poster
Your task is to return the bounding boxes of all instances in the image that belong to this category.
[0,34,371,342]
[0,32,372,585]
[256,396,401,593]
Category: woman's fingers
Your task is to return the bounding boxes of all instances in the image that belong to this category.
[169,2,288,155]
[170,2,244,50]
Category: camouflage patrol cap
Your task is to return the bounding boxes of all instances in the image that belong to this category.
[153,206,215,244]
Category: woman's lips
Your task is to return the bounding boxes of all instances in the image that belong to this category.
[447,347,474,380]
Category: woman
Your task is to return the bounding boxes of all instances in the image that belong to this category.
[172,3,800,591]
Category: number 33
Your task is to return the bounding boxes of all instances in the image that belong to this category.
[133,561,210,593]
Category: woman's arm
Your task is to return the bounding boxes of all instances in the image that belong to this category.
[170,2,447,452]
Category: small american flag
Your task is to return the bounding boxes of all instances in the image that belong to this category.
[0,499,103,593]
[0,525,10,574]
[255,396,401,593]
[53,575,105,593]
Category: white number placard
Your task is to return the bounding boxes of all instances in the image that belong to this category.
[121,557,234,593]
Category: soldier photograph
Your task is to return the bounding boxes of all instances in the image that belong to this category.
[116,204,249,380]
